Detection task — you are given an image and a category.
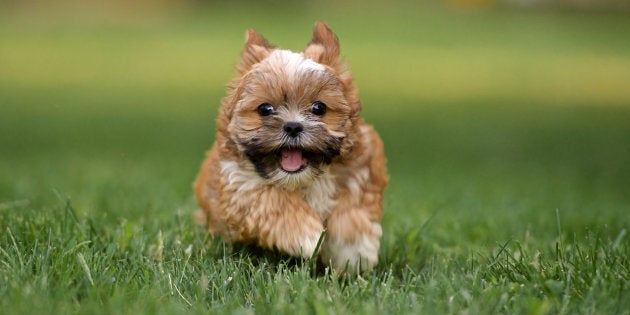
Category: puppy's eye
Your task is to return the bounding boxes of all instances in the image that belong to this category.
[311,101,327,116]
[257,103,275,116]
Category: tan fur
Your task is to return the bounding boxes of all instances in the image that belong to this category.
[194,22,387,273]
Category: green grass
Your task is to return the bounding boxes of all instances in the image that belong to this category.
[1,2,629,314]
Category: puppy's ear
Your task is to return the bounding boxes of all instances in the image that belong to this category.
[236,29,273,74]
[304,22,340,66]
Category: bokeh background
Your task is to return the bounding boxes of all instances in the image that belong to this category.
[1,0,629,249]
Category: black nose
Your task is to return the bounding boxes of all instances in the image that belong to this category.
[283,122,303,138]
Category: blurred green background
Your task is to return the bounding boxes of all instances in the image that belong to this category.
[1,0,629,244]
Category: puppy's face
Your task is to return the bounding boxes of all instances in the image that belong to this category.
[229,50,350,187]
[222,25,359,189]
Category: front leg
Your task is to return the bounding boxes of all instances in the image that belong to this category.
[224,187,325,259]
[320,125,387,273]
[320,205,382,273]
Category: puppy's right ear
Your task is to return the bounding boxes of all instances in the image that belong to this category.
[236,29,273,74]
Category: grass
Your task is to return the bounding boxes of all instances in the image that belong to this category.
[1,1,629,314]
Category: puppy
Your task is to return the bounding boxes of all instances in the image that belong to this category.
[194,22,387,273]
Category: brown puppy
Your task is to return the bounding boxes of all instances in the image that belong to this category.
[195,22,387,273]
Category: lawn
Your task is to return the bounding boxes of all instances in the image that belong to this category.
[0,1,629,314]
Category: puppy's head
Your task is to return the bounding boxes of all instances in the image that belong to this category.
[219,22,361,188]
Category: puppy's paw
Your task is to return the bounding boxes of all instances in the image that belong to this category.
[291,216,325,259]
[295,229,324,259]
[263,214,324,259]
[321,222,382,274]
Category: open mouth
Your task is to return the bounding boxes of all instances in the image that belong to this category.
[279,148,307,173]
[244,141,339,179]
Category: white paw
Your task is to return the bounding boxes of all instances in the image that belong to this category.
[321,223,382,273]
[297,230,324,259]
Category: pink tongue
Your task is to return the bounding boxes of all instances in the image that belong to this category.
[280,149,305,172]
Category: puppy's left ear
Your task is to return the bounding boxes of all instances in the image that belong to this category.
[304,22,340,66]
[236,29,274,75]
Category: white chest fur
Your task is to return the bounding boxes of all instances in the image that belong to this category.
[220,160,337,220]
[300,170,337,221]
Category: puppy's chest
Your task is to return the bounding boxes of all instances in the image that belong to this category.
[300,172,337,220]
[220,161,337,220]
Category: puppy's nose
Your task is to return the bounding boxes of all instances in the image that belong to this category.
[283,122,303,138]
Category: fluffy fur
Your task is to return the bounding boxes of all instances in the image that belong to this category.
[194,22,387,273]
